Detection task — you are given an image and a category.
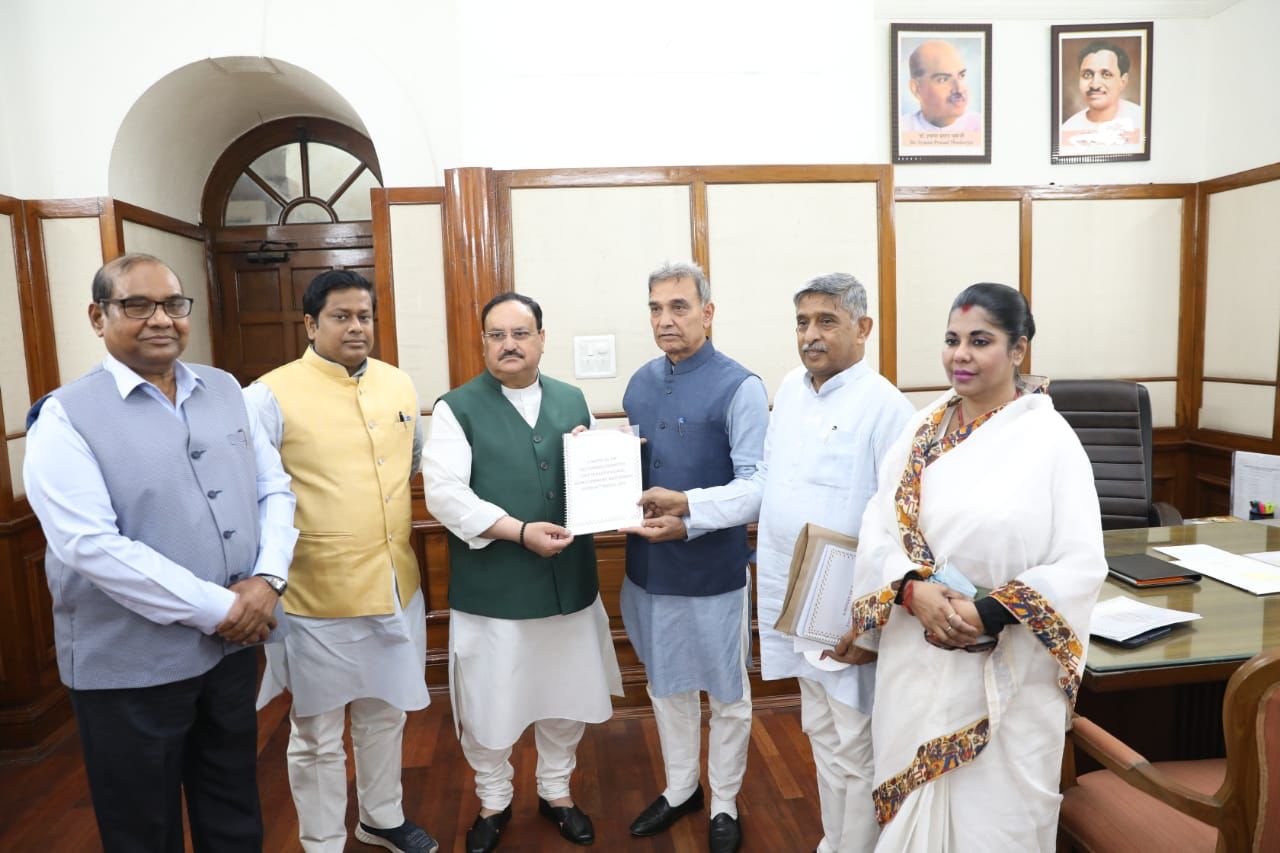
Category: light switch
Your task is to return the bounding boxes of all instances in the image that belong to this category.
[574,335,617,379]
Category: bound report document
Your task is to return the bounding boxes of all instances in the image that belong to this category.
[775,524,859,647]
[562,426,643,535]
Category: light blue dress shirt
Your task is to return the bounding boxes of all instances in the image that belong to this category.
[23,355,297,636]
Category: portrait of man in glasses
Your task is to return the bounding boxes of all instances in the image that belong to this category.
[23,252,297,851]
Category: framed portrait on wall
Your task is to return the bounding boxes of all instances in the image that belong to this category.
[891,23,992,164]
[1051,22,1153,163]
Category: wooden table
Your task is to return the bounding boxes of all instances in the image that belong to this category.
[1086,520,1280,691]
[1076,520,1280,762]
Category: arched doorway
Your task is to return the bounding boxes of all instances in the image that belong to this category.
[203,116,383,384]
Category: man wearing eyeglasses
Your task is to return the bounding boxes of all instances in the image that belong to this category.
[247,269,437,853]
[23,253,298,851]
[423,292,622,853]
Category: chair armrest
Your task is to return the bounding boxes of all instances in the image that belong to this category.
[1150,501,1183,527]
[1067,716,1222,825]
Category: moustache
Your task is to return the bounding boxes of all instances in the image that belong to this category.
[803,342,828,354]
[500,350,523,359]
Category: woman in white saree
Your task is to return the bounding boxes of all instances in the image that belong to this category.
[843,283,1107,851]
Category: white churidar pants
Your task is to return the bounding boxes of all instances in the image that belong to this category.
[286,698,407,853]
[459,717,586,811]
[799,677,877,853]
[648,643,752,819]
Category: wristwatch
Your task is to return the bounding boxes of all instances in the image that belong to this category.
[258,574,288,597]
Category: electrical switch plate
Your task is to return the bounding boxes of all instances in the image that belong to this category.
[573,334,617,379]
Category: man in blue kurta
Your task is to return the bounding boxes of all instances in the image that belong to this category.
[621,262,769,853]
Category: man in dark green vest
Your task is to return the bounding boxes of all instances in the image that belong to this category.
[423,292,622,853]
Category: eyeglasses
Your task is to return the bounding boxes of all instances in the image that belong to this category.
[99,296,195,319]
[482,329,535,343]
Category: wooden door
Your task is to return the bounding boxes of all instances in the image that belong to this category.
[216,247,375,385]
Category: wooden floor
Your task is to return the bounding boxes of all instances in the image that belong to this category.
[0,694,824,852]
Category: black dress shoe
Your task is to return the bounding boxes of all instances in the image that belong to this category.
[629,784,705,836]
[466,805,512,853]
[537,798,595,845]
[709,813,742,853]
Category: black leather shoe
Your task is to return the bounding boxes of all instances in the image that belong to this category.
[709,813,742,853]
[537,798,595,845]
[465,805,512,853]
[629,785,705,836]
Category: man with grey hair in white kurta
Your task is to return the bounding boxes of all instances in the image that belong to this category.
[640,272,914,853]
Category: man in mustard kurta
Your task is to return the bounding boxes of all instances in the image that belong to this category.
[247,270,437,853]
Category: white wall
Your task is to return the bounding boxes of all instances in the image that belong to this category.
[875,15,1208,186]
[1203,0,1280,179]
[456,0,878,169]
[0,0,458,201]
[0,0,1273,205]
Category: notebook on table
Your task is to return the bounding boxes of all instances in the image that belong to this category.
[1107,553,1201,588]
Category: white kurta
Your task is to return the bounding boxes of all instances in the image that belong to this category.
[245,374,429,717]
[423,378,622,750]
[851,391,1107,851]
[687,361,915,712]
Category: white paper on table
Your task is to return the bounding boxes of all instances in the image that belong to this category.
[1090,597,1201,642]
[794,542,857,647]
[1153,543,1280,595]
[562,427,643,535]
[1245,551,1280,568]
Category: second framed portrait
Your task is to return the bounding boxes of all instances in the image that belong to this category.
[1051,22,1153,163]
[891,23,992,164]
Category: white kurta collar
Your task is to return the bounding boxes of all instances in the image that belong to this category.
[805,357,869,398]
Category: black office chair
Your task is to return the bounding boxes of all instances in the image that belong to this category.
[1046,379,1182,530]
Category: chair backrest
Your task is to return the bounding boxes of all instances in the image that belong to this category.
[1046,379,1154,530]
[1219,649,1280,852]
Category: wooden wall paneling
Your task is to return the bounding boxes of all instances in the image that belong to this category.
[0,514,71,758]
[0,370,9,516]
[1019,195,1033,374]
[875,166,897,382]
[443,168,503,387]
[370,188,398,364]
[371,187,448,370]
[98,198,122,262]
[18,200,104,397]
[114,200,205,242]
[490,164,895,708]
[1175,185,1200,433]
[0,196,24,515]
[1194,164,1280,451]
[203,229,225,369]
[690,179,710,278]
[1198,161,1280,196]
[0,197,37,423]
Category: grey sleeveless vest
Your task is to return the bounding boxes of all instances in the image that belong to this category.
[34,364,261,689]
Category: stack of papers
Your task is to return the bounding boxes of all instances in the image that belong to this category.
[1153,544,1280,595]
[1091,597,1201,643]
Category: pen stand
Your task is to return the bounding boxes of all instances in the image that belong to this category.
[1249,511,1275,520]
